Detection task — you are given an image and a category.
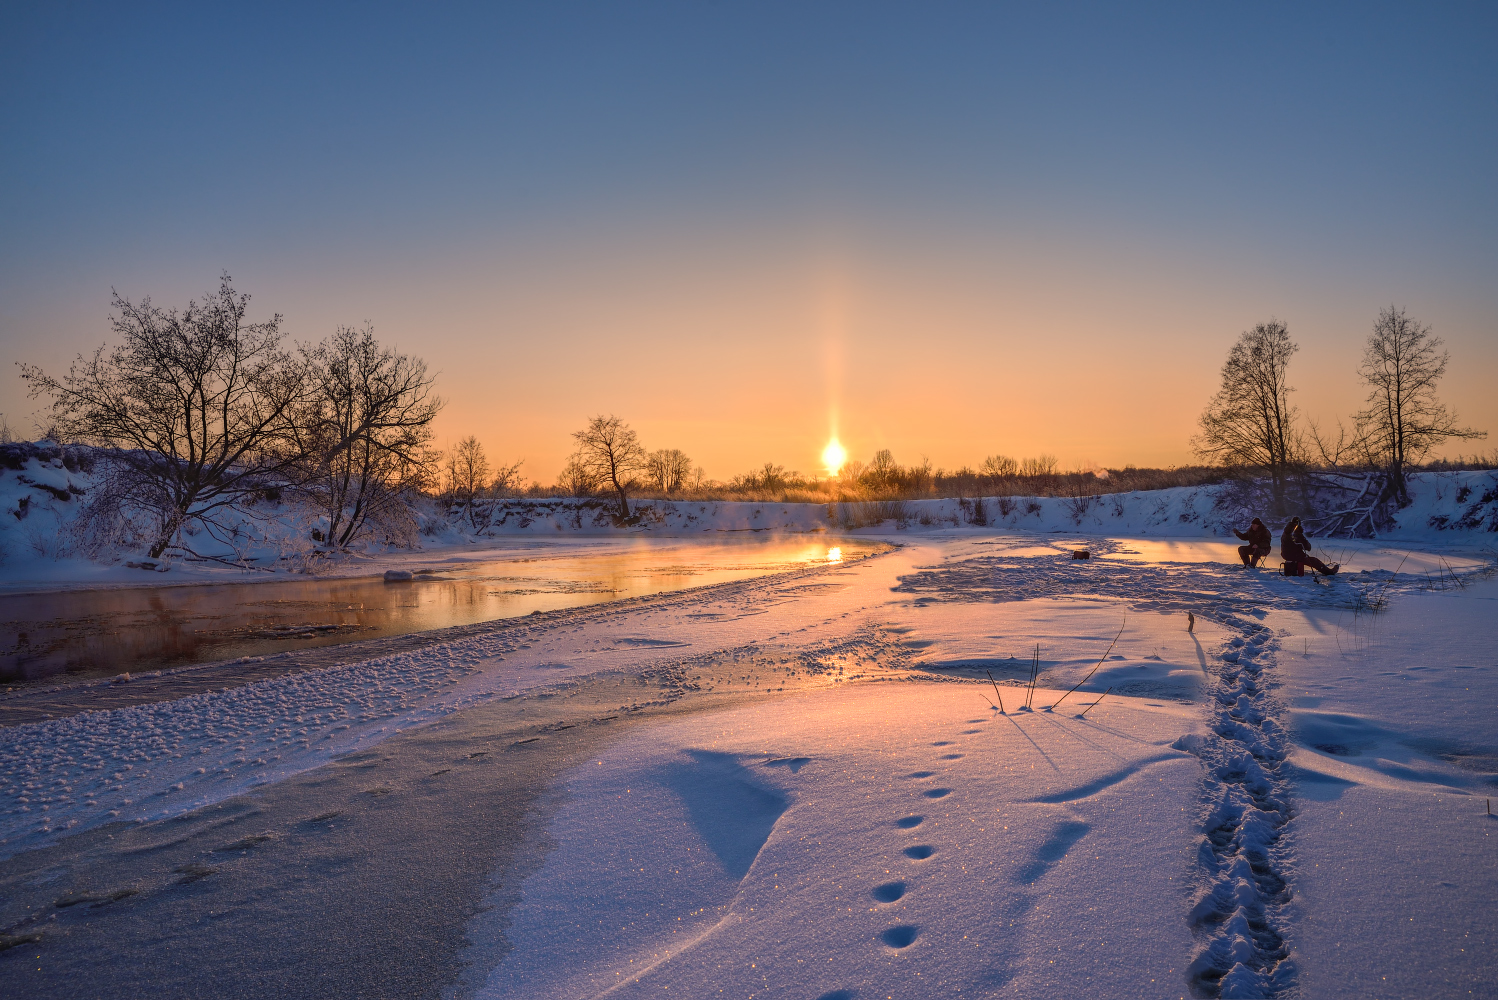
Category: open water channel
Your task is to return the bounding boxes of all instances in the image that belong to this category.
[0,536,884,688]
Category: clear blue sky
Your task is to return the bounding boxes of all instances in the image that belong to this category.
[3,2,1494,477]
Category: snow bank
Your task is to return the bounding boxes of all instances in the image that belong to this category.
[401,470,1498,544]
[2,434,1494,592]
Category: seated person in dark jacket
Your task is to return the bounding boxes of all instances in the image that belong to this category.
[1233,517,1272,567]
[1280,517,1339,576]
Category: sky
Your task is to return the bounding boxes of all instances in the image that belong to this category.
[2,2,1494,483]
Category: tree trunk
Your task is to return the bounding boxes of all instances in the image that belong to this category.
[149,510,184,558]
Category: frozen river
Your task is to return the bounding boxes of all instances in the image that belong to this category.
[0,536,885,687]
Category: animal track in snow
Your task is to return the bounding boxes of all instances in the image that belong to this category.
[880,925,919,949]
[939,753,964,760]
[931,741,953,746]
[906,771,934,779]
[871,881,906,903]
[903,845,935,860]
[922,788,951,799]
[895,815,924,829]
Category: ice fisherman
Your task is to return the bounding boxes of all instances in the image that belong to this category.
[1280,516,1339,576]
[1233,517,1272,567]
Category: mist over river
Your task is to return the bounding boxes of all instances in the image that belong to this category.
[0,536,884,687]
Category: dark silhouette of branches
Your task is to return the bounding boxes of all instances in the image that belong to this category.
[981,454,1018,477]
[1355,306,1485,504]
[1193,319,1302,514]
[20,275,311,557]
[572,415,646,518]
[445,435,489,527]
[646,448,694,493]
[557,454,603,496]
[300,325,441,549]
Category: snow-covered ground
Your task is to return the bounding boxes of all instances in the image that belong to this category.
[0,525,1494,998]
[1269,581,1498,998]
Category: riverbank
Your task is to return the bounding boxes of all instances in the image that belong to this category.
[4,441,1494,597]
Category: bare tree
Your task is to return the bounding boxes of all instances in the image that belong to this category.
[556,453,601,496]
[489,458,525,497]
[301,325,441,549]
[981,454,1018,477]
[1355,306,1485,503]
[442,438,522,532]
[732,462,794,492]
[1192,320,1302,514]
[865,449,901,490]
[19,275,311,558]
[445,435,489,527]
[1019,454,1059,477]
[571,415,647,518]
[906,455,934,493]
[646,448,693,493]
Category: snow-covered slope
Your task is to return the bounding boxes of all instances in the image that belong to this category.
[473,471,1498,543]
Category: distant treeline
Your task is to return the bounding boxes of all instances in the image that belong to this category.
[12,277,1494,554]
[537,440,1496,508]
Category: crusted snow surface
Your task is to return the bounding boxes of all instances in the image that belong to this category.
[2,529,1494,997]
[1268,578,1498,998]
[462,682,1204,1000]
[0,548,930,857]
[0,642,494,855]
[883,538,1493,998]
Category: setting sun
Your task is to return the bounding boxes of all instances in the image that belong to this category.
[821,438,847,476]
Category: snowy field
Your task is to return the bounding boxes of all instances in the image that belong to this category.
[0,525,1494,998]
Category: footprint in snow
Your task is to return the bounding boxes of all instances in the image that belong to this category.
[881,925,919,949]
[939,753,964,760]
[923,788,951,799]
[903,845,935,860]
[895,815,924,829]
[871,881,906,903]
[906,771,935,779]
